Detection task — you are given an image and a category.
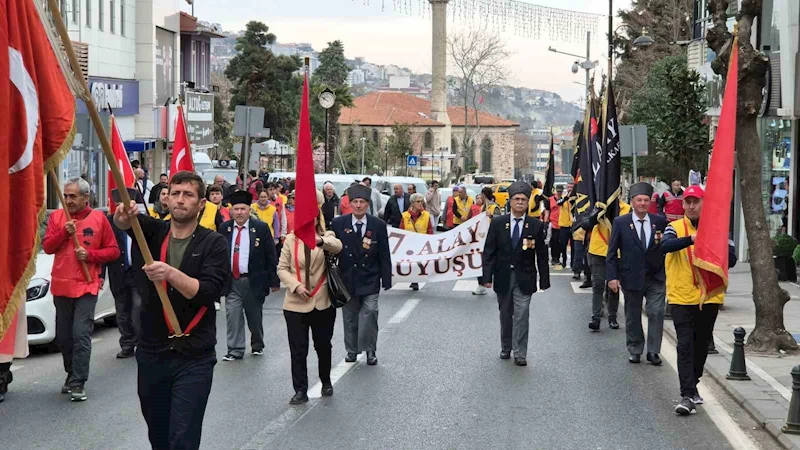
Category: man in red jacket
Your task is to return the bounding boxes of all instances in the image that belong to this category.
[43,178,120,402]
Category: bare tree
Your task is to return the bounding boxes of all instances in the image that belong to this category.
[448,28,511,179]
[706,0,797,352]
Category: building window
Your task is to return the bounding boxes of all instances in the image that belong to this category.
[72,0,78,23]
[98,0,103,30]
[110,0,115,34]
[85,0,91,28]
[451,138,458,154]
[120,0,125,36]
[200,42,207,88]
[424,130,433,149]
[481,137,493,172]
[372,129,379,144]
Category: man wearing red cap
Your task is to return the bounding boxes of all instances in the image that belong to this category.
[661,185,737,416]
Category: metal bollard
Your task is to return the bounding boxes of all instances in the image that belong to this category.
[726,327,751,381]
[783,365,800,435]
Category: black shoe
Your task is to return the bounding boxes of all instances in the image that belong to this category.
[646,353,662,366]
[116,348,135,359]
[0,369,12,394]
[629,354,641,364]
[675,397,696,415]
[692,393,704,405]
[579,280,592,289]
[588,319,600,331]
[572,273,581,280]
[321,384,334,397]
[500,351,511,360]
[61,375,72,394]
[0,391,4,402]
[345,352,357,363]
[410,283,419,291]
[70,385,87,402]
[221,354,242,362]
[707,340,719,355]
[366,351,377,365]
[608,318,620,329]
[289,391,308,405]
[514,357,527,366]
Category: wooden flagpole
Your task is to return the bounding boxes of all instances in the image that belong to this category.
[47,170,92,282]
[45,0,183,335]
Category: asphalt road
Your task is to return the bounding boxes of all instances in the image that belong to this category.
[0,268,778,450]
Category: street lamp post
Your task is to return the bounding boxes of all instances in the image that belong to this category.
[318,88,336,173]
[549,32,597,100]
[360,137,367,174]
[384,144,389,176]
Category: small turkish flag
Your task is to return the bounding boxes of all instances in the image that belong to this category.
[1,0,76,340]
[107,114,135,212]
[169,105,194,177]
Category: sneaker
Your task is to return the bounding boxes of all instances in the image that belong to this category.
[588,319,600,331]
[252,350,264,356]
[608,318,620,329]
[472,285,487,295]
[70,386,87,402]
[221,354,242,362]
[675,397,696,415]
[692,394,704,405]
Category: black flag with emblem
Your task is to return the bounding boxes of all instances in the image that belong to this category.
[542,129,555,197]
[598,83,621,225]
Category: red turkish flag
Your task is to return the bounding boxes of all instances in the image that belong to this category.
[693,38,739,304]
[107,114,135,213]
[294,71,320,250]
[0,0,76,339]
[169,105,194,177]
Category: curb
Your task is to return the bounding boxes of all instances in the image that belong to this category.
[662,324,800,450]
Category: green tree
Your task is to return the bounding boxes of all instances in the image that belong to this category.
[385,124,414,174]
[625,55,710,181]
[213,95,236,159]
[314,40,349,87]
[225,21,302,142]
[339,134,380,175]
[310,40,354,172]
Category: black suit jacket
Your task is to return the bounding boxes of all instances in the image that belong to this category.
[218,218,279,297]
[105,214,131,298]
[331,214,392,296]
[606,213,668,291]
[383,194,411,227]
[482,215,550,296]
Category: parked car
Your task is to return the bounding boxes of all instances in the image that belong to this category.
[375,176,428,197]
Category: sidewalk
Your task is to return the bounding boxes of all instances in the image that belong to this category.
[664,263,800,449]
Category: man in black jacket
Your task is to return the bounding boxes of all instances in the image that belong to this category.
[382,183,411,228]
[482,181,550,366]
[332,184,392,366]
[114,171,229,450]
[218,191,279,361]
[321,182,340,229]
[105,215,142,359]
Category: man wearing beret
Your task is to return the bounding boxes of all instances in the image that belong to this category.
[332,184,392,366]
[482,181,550,366]
[606,182,668,365]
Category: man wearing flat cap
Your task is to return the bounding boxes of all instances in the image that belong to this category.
[482,181,550,366]
[219,190,280,361]
[332,184,392,366]
[606,182,668,365]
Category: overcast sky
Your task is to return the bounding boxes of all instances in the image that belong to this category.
[183,0,633,102]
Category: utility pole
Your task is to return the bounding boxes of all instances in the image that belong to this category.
[360,137,366,174]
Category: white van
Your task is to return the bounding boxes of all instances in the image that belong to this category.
[192,152,213,174]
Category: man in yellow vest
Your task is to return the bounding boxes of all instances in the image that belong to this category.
[400,193,433,291]
[452,186,474,226]
[556,193,573,269]
[580,200,631,331]
[661,185,737,415]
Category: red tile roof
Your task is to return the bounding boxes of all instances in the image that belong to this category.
[338,91,518,128]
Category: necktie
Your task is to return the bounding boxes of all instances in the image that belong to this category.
[512,218,522,249]
[123,234,130,270]
[639,220,647,246]
[233,226,243,279]
[356,221,364,238]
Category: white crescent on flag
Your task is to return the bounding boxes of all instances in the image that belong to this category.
[8,47,40,174]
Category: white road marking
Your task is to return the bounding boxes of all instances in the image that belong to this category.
[91,338,102,343]
[713,338,792,402]
[9,365,23,372]
[620,293,759,450]
[391,282,426,291]
[452,280,479,291]
[549,272,574,276]
[570,281,591,294]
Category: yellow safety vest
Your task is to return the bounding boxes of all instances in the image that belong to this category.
[666,217,725,305]
[588,201,631,257]
[401,210,431,234]
[251,203,276,236]
[148,207,171,221]
[453,196,473,225]
[558,200,573,228]
[198,202,219,231]
[484,202,499,217]
[528,188,543,218]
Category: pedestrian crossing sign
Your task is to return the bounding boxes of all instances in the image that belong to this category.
[407,155,418,167]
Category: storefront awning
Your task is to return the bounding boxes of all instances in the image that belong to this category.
[124,140,157,152]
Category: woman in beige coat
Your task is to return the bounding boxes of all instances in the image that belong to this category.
[278,213,342,405]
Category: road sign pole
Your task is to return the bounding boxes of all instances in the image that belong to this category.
[631,125,638,181]
[242,107,251,184]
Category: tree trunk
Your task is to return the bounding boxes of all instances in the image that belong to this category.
[707,0,798,352]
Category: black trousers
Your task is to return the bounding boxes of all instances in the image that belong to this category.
[136,350,216,450]
[672,304,720,398]
[54,294,97,387]
[284,307,336,394]
[550,227,562,263]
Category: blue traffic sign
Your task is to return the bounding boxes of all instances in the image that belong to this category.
[407,155,418,167]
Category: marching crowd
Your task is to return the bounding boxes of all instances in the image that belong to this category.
[0,167,734,449]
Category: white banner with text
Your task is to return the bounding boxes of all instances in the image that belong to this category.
[388,213,489,283]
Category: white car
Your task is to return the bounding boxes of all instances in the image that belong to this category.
[26,252,116,346]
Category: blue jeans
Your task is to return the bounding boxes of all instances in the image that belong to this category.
[136,350,216,450]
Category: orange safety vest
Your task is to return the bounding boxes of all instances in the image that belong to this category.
[663,190,685,221]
